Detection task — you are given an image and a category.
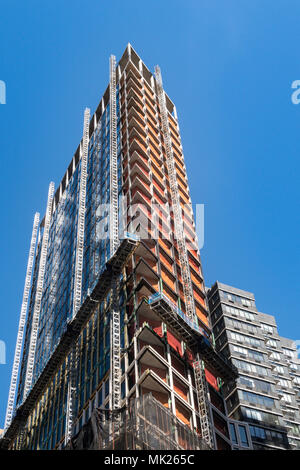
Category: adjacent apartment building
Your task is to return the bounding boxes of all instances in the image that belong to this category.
[1,45,248,451]
[207,281,300,450]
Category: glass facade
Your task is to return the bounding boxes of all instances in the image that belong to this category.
[16,91,123,410]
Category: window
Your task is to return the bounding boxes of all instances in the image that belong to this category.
[240,376,255,388]
[229,423,238,444]
[241,298,252,308]
[121,381,125,399]
[105,379,109,397]
[282,348,294,358]
[274,365,285,374]
[232,345,264,361]
[250,425,266,440]
[261,323,273,334]
[267,339,277,348]
[245,408,262,422]
[278,379,291,388]
[232,345,248,355]
[270,352,281,360]
[281,393,292,403]
[220,291,255,307]
[225,305,255,321]
[244,407,280,426]
[227,317,258,335]
[239,376,271,394]
[239,390,275,408]
[239,425,249,447]
[290,424,300,436]
[230,331,261,348]
[98,388,103,406]
[233,358,270,377]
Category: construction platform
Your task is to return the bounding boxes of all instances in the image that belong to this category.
[147,292,238,383]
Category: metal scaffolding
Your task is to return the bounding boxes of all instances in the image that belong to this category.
[23,182,55,400]
[109,54,121,412]
[154,67,217,448]
[109,54,119,257]
[65,108,90,444]
[4,212,40,430]
[64,341,79,446]
[194,356,214,448]
[154,66,195,323]
[73,107,90,318]
[147,291,237,449]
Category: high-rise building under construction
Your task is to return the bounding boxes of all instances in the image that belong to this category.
[1,45,246,451]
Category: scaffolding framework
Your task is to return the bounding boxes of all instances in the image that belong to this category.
[154,66,195,323]
[73,107,90,318]
[23,182,55,400]
[154,67,220,448]
[65,108,90,443]
[109,54,119,257]
[194,356,215,448]
[109,55,121,412]
[147,291,238,448]
[4,213,40,430]
[64,341,79,446]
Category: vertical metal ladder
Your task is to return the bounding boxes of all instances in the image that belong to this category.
[193,355,214,448]
[65,107,90,445]
[64,339,79,446]
[23,182,55,400]
[155,66,214,449]
[109,55,121,412]
[4,212,40,429]
[154,66,195,323]
[73,107,90,318]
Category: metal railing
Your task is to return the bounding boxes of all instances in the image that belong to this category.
[148,291,209,339]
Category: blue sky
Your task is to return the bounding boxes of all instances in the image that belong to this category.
[0,0,299,427]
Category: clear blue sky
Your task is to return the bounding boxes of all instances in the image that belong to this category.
[0,0,299,427]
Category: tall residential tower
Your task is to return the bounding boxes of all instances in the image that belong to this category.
[2,45,241,451]
[208,282,300,450]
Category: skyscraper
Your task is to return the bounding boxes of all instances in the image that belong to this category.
[2,45,240,451]
[207,281,300,450]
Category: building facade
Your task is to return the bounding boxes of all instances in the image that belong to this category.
[208,281,300,450]
[2,45,243,451]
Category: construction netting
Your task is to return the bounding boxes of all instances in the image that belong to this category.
[67,393,210,450]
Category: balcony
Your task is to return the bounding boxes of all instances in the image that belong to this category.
[129,161,151,186]
[129,149,149,172]
[129,137,148,161]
